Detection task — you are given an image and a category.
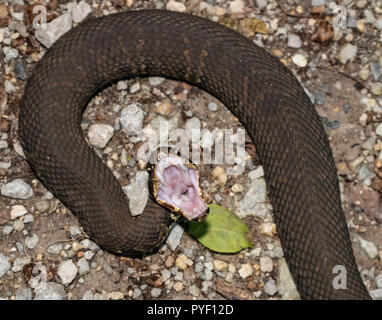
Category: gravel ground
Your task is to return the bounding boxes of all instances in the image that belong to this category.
[1,0,382,300]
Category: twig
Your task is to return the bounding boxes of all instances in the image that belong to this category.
[315,65,382,110]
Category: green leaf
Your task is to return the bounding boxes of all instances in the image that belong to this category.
[187,204,253,253]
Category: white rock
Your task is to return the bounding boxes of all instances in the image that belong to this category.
[277,258,300,299]
[292,54,307,67]
[116,81,128,91]
[166,223,184,251]
[87,124,114,148]
[287,34,302,48]
[376,123,382,136]
[255,0,268,9]
[130,82,140,93]
[264,278,278,296]
[376,274,382,289]
[1,179,33,199]
[68,1,92,24]
[120,104,144,136]
[149,77,165,86]
[370,289,382,300]
[12,256,32,272]
[229,0,245,13]
[236,177,270,219]
[4,80,17,94]
[122,171,149,216]
[248,166,264,180]
[260,256,274,273]
[57,260,78,285]
[0,253,11,278]
[338,43,358,64]
[3,46,19,63]
[238,263,253,279]
[10,205,27,219]
[34,282,66,300]
[25,233,39,249]
[166,0,186,12]
[35,13,73,48]
[358,237,378,259]
[77,257,90,275]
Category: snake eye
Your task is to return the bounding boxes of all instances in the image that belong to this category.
[151,155,209,222]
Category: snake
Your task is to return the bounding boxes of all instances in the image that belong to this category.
[19,9,371,299]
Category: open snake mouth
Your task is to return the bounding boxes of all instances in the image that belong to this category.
[150,155,209,222]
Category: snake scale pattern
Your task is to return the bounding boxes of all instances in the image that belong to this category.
[19,10,370,299]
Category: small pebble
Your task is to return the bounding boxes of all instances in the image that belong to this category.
[264,278,278,296]
[1,179,33,199]
[88,124,114,148]
[25,233,39,249]
[57,260,78,285]
[0,253,11,277]
[238,263,253,279]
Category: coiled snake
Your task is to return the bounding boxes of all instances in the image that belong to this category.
[19,10,370,299]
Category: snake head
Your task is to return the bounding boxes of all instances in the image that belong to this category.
[149,152,209,222]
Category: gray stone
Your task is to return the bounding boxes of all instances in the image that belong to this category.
[255,0,267,9]
[1,179,33,199]
[338,44,357,64]
[208,102,218,112]
[376,274,382,289]
[238,263,253,279]
[287,33,302,48]
[15,288,32,300]
[69,226,82,238]
[370,289,382,300]
[120,104,144,136]
[47,242,64,255]
[236,177,269,219]
[3,226,13,235]
[35,13,73,48]
[35,199,50,212]
[314,91,325,105]
[88,124,114,148]
[67,1,92,24]
[77,257,90,275]
[10,205,27,219]
[25,233,39,249]
[57,260,78,285]
[34,282,66,300]
[24,214,34,224]
[277,258,300,299]
[189,284,200,297]
[133,288,142,299]
[260,256,273,273]
[371,62,382,81]
[0,253,11,277]
[12,256,32,273]
[311,0,325,5]
[122,171,149,216]
[166,223,184,251]
[264,278,278,296]
[149,77,165,86]
[15,61,27,80]
[151,288,161,298]
[358,237,378,259]
[3,46,19,63]
[82,290,94,300]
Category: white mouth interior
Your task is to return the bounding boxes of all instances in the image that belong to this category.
[155,156,208,220]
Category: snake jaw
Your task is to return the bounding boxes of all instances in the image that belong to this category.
[151,155,209,222]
